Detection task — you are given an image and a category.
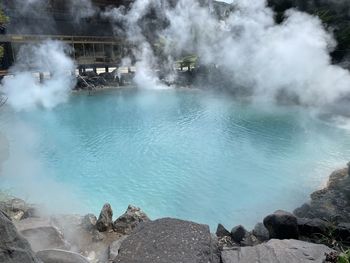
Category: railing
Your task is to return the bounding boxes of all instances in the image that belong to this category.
[0,34,125,44]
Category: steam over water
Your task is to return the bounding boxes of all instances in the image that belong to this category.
[1,88,350,229]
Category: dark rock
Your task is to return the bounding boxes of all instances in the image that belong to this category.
[15,217,68,252]
[81,213,97,231]
[36,249,89,263]
[216,223,230,238]
[263,210,299,239]
[0,210,41,263]
[96,203,113,232]
[221,239,334,263]
[230,225,247,243]
[334,222,350,242]
[294,203,311,218]
[294,168,350,223]
[252,222,269,241]
[113,205,150,234]
[297,218,331,237]
[113,218,220,263]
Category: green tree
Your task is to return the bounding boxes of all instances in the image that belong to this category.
[0,1,8,59]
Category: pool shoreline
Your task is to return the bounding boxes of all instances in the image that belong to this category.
[1,164,349,262]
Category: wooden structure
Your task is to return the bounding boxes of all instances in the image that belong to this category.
[0,0,134,73]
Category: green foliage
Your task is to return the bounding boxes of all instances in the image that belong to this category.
[176,55,198,69]
[314,9,334,25]
[313,223,341,250]
[0,1,8,27]
[311,220,349,252]
[0,1,8,61]
[338,250,350,263]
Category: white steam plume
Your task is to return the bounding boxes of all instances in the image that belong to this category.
[104,0,350,106]
[163,0,350,106]
[69,0,98,22]
[1,40,76,111]
[103,1,173,89]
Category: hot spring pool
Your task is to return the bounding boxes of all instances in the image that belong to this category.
[1,88,350,229]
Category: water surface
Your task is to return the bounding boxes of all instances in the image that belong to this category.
[1,88,350,229]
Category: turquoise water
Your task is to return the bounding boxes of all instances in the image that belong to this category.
[1,88,350,229]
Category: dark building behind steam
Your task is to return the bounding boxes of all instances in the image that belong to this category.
[0,0,134,72]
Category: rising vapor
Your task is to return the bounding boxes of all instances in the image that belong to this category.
[1,41,76,111]
[104,0,350,106]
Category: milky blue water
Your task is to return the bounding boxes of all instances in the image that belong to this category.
[1,88,350,230]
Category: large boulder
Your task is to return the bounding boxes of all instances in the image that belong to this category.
[221,239,335,263]
[113,205,150,234]
[96,203,113,232]
[113,218,220,263]
[263,210,299,239]
[15,217,67,252]
[36,249,89,263]
[0,210,41,263]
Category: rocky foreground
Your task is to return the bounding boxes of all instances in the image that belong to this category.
[1,166,350,263]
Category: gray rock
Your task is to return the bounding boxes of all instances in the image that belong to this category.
[15,217,68,252]
[114,218,220,263]
[252,223,269,241]
[263,210,299,239]
[91,229,104,242]
[297,218,331,237]
[230,225,247,243]
[81,213,97,231]
[96,203,113,232]
[113,205,150,234]
[294,168,350,223]
[221,239,335,263]
[216,223,230,238]
[0,198,39,221]
[36,249,89,263]
[0,210,41,263]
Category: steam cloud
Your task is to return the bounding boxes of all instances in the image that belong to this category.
[1,41,76,111]
[103,0,350,107]
[5,0,350,107]
[69,0,98,22]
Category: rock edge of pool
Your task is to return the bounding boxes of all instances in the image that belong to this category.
[1,165,349,263]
